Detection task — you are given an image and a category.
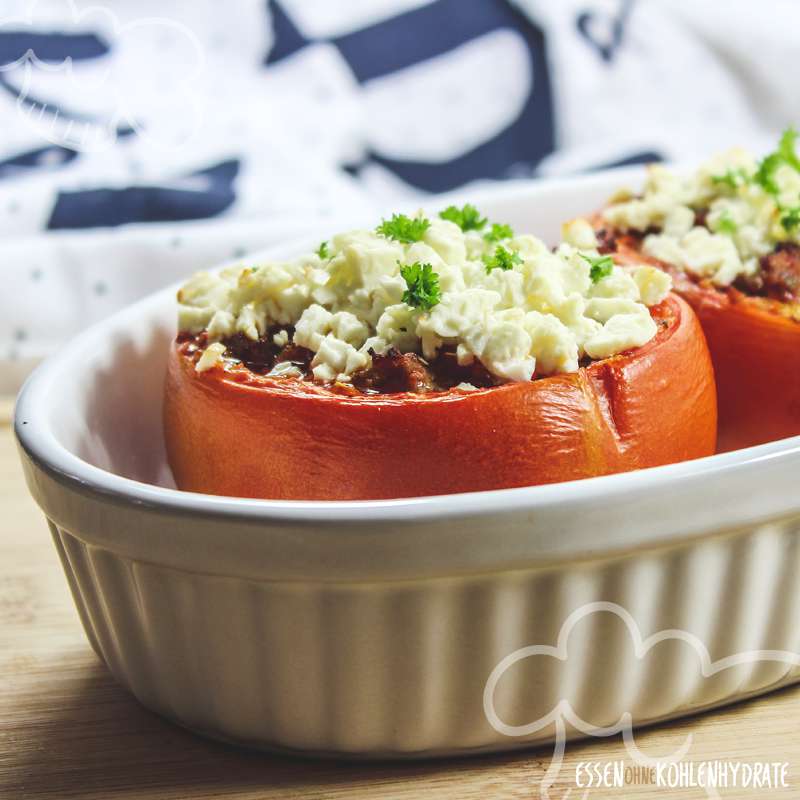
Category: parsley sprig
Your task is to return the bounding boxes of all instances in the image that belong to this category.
[377,213,431,243]
[400,262,441,311]
[580,253,615,283]
[439,204,487,232]
[711,169,749,190]
[316,241,329,259]
[437,203,515,243]
[483,246,522,273]
[715,211,738,235]
[484,222,515,243]
[755,127,800,196]
[781,207,800,231]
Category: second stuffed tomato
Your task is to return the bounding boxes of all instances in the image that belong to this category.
[165,206,716,500]
[590,129,800,452]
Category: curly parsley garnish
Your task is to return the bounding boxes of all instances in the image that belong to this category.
[715,211,738,235]
[781,207,800,231]
[580,253,615,283]
[777,126,800,170]
[711,169,749,190]
[316,241,329,259]
[483,246,522,273]
[755,127,800,196]
[439,203,487,232]
[400,261,441,311]
[755,154,783,195]
[484,222,515,243]
[377,213,431,243]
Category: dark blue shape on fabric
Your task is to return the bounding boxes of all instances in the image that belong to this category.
[587,150,663,171]
[47,159,241,229]
[0,143,78,179]
[263,0,310,64]
[0,31,109,67]
[575,0,635,64]
[339,0,554,191]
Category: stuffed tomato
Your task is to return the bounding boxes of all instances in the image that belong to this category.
[165,206,716,500]
[589,129,800,452]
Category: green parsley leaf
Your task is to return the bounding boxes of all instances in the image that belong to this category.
[483,246,523,273]
[376,213,431,243]
[580,253,615,283]
[715,211,738,235]
[755,127,800,195]
[781,206,800,231]
[400,262,441,311]
[754,153,784,195]
[483,222,515,243]
[777,126,800,171]
[711,169,748,190]
[439,203,487,232]
[316,241,329,259]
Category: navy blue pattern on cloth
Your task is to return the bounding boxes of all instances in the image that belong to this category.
[0,31,110,65]
[0,143,78,180]
[0,0,651,234]
[267,0,555,192]
[48,159,241,229]
[575,0,635,64]
[3,0,789,392]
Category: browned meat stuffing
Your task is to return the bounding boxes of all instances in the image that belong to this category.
[205,332,500,394]
[223,327,313,374]
[352,349,436,393]
[224,332,279,372]
[736,243,800,303]
[602,211,800,303]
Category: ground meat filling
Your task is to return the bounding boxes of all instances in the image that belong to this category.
[351,349,436,393]
[349,347,498,394]
[224,332,278,372]
[222,327,313,374]
[595,225,653,255]
[595,227,620,255]
[605,214,800,303]
[734,243,800,303]
[183,330,503,394]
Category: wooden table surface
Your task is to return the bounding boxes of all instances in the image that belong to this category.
[2,396,799,800]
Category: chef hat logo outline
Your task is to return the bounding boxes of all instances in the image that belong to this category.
[0,0,205,153]
[484,601,800,800]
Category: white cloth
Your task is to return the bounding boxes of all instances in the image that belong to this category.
[0,0,798,393]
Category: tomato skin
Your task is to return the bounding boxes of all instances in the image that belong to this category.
[676,286,800,452]
[163,295,716,500]
[612,237,800,452]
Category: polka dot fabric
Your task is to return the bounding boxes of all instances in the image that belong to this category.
[0,0,796,392]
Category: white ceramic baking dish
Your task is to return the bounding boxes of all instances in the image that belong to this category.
[15,172,800,759]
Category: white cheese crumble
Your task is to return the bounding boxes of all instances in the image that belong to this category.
[178,212,672,385]
[195,342,226,372]
[601,142,800,286]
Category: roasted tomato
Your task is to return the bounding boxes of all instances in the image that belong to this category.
[608,231,800,452]
[164,294,716,500]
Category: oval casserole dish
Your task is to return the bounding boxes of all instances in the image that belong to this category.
[15,174,800,759]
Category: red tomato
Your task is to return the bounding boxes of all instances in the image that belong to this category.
[164,295,716,500]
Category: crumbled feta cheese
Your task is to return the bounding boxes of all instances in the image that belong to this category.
[196,342,226,372]
[602,145,798,286]
[632,266,672,306]
[562,218,598,250]
[584,310,657,360]
[179,212,671,382]
[268,361,303,378]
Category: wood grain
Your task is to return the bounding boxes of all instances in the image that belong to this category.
[2,406,800,799]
